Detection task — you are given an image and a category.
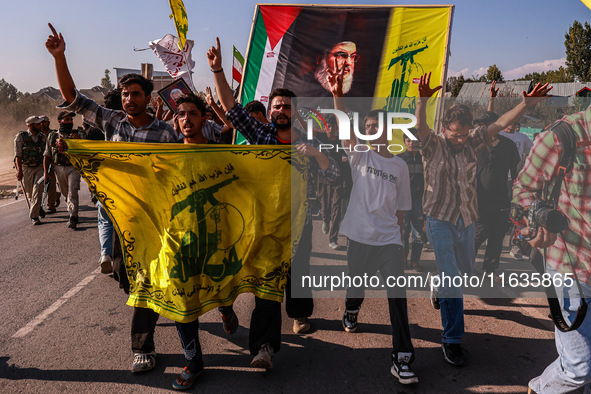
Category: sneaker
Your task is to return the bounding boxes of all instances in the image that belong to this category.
[342,310,359,333]
[47,207,57,213]
[442,343,465,366]
[509,251,526,261]
[68,216,78,229]
[99,255,113,274]
[220,309,239,334]
[322,221,329,234]
[39,208,46,218]
[430,279,440,310]
[391,353,419,384]
[293,317,310,334]
[31,217,41,225]
[329,241,339,249]
[55,196,61,208]
[131,351,156,373]
[250,343,273,369]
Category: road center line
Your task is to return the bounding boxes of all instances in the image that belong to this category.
[12,267,101,338]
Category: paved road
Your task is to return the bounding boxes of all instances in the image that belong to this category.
[0,187,561,393]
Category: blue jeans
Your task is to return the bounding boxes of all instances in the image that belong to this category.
[425,215,475,344]
[403,196,426,263]
[529,275,591,393]
[97,201,113,257]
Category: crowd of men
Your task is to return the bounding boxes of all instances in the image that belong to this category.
[10,23,591,391]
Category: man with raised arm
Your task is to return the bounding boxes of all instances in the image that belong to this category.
[328,64,418,384]
[45,23,177,375]
[415,72,551,366]
[206,37,339,369]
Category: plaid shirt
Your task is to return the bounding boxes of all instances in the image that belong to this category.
[59,90,177,143]
[513,107,591,284]
[227,103,339,222]
[420,126,491,226]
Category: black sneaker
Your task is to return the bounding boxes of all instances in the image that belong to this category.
[39,208,46,218]
[442,343,465,366]
[31,217,41,225]
[68,216,78,229]
[342,309,359,333]
[391,353,419,384]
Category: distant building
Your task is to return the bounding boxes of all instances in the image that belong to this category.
[113,67,175,91]
[457,81,591,107]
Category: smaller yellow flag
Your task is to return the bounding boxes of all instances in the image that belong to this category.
[582,0,591,10]
[169,0,188,51]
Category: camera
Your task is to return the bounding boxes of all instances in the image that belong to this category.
[511,200,569,241]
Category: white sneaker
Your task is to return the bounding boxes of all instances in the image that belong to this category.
[329,241,339,249]
[251,343,273,369]
[100,254,113,274]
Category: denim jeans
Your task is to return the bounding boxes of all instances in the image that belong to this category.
[425,215,475,344]
[529,275,591,393]
[97,201,113,257]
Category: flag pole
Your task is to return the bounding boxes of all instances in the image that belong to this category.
[181,42,196,93]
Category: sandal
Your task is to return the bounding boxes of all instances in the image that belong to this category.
[172,367,202,390]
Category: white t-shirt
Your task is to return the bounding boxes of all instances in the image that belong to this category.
[339,149,412,246]
[499,131,533,159]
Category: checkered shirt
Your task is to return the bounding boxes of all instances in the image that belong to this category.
[59,90,177,143]
[512,108,591,285]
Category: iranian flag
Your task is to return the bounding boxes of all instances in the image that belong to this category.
[232,46,245,84]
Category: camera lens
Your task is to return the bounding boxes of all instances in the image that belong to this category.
[536,208,569,234]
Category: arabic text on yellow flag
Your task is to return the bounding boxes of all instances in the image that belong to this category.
[169,0,188,50]
[66,140,307,323]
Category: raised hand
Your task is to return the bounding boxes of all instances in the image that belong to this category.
[523,82,553,108]
[490,80,498,98]
[326,57,345,97]
[45,23,65,57]
[418,72,442,98]
[207,37,222,71]
[205,86,214,106]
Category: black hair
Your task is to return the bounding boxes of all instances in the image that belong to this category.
[268,88,296,108]
[175,93,207,117]
[244,100,267,115]
[442,105,473,129]
[118,74,154,96]
[104,88,123,110]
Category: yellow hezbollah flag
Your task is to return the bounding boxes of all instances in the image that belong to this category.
[66,140,307,323]
[374,6,452,147]
[169,0,188,51]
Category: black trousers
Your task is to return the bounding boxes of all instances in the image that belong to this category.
[474,206,510,272]
[248,221,315,355]
[131,306,160,353]
[345,240,414,356]
[318,182,344,243]
[174,318,204,372]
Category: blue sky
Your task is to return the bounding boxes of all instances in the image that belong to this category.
[0,0,589,94]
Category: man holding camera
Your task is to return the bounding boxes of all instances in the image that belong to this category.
[513,106,591,392]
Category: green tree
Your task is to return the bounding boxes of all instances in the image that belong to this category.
[521,66,574,84]
[101,69,115,90]
[0,78,20,103]
[486,64,504,82]
[564,20,591,82]
[446,75,465,97]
